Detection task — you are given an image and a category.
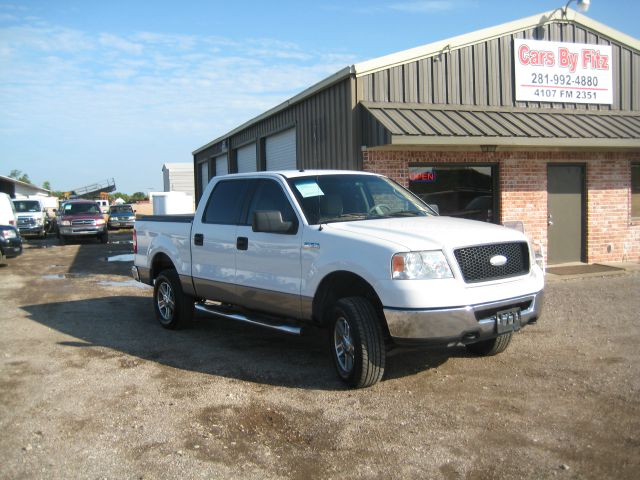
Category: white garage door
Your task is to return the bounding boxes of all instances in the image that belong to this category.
[215,154,228,176]
[236,143,257,173]
[266,128,296,171]
[199,161,209,192]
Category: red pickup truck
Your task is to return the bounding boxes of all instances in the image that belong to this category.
[56,199,108,244]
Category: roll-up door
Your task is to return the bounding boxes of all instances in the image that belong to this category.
[215,154,228,176]
[266,128,296,171]
[199,161,209,193]
[236,143,257,173]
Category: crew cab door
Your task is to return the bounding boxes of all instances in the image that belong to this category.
[191,179,251,303]
[235,179,303,318]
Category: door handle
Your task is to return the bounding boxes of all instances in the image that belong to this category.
[547,214,553,226]
[236,236,248,251]
[194,233,204,246]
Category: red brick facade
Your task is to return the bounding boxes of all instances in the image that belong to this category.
[363,149,640,264]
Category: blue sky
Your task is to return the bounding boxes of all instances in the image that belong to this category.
[1,0,638,194]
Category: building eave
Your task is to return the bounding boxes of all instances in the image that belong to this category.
[353,8,640,77]
[192,66,355,156]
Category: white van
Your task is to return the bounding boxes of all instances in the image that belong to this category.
[0,192,18,227]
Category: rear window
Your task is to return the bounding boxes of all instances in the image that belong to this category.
[202,180,250,225]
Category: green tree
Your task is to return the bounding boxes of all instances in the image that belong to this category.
[43,180,51,190]
[130,192,147,202]
[8,169,32,184]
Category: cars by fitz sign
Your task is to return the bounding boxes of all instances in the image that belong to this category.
[514,38,613,104]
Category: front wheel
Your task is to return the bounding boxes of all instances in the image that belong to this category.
[153,269,194,329]
[330,297,386,388]
[466,332,513,356]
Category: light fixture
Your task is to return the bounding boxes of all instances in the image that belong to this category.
[563,0,590,17]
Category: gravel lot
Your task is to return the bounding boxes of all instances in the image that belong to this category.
[1,232,639,480]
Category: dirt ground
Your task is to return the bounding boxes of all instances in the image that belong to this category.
[1,232,639,480]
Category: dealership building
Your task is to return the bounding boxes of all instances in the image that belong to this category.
[193,9,640,265]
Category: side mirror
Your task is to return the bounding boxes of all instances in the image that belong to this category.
[252,210,296,234]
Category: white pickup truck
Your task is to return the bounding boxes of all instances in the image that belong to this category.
[132,170,544,388]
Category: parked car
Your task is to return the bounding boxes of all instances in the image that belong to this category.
[132,170,544,388]
[0,224,22,263]
[57,199,108,244]
[107,204,136,229]
[12,199,47,238]
[0,192,17,227]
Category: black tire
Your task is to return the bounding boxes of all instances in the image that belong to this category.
[58,235,66,245]
[330,297,386,388]
[99,232,108,244]
[153,269,194,330]
[466,332,513,356]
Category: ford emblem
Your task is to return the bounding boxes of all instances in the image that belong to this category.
[490,255,508,267]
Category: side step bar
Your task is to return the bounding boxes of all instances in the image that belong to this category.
[194,303,302,335]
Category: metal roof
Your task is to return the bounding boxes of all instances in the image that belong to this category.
[361,102,640,148]
[354,9,640,77]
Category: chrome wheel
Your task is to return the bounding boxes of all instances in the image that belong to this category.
[334,316,355,375]
[157,281,175,323]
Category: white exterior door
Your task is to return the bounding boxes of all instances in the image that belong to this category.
[236,143,257,173]
[266,128,296,171]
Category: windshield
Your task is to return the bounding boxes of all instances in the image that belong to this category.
[13,200,41,213]
[287,174,436,225]
[109,205,133,214]
[63,203,101,215]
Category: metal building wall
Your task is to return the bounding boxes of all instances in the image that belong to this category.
[357,23,639,112]
[193,77,358,202]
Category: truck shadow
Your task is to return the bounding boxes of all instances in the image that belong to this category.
[22,296,451,390]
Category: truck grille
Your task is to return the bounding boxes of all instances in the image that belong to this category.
[18,217,36,227]
[71,219,95,226]
[454,242,530,283]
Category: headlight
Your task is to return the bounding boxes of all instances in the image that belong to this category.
[392,251,453,280]
[1,229,17,239]
[532,241,546,273]
[36,218,44,225]
[61,220,71,226]
[95,219,106,226]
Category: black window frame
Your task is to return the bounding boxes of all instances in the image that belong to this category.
[407,163,500,224]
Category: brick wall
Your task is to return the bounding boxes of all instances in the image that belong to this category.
[363,149,640,264]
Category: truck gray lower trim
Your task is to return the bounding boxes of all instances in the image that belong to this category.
[384,291,543,341]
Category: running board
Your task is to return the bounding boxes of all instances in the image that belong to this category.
[194,303,302,335]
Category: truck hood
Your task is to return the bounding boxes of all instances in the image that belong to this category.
[326,216,528,251]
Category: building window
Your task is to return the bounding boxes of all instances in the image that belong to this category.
[408,165,498,223]
[632,163,640,219]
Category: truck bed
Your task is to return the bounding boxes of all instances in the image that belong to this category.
[137,214,194,223]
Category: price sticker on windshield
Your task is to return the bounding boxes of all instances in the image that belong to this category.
[514,39,613,104]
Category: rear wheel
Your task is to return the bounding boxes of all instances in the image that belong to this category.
[330,297,385,388]
[153,269,194,329]
[466,332,513,356]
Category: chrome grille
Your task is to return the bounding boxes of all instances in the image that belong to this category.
[454,242,530,283]
[71,219,95,226]
[18,217,36,227]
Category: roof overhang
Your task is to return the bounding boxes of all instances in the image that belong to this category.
[361,101,640,150]
[193,66,354,156]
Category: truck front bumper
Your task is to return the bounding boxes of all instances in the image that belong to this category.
[59,226,105,236]
[384,290,543,345]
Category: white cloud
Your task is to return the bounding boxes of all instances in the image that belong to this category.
[0,11,356,192]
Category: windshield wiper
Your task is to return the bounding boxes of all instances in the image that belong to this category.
[387,210,425,217]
